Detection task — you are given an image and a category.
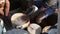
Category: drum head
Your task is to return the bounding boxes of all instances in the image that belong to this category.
[11,13,30,29]
[4,29,29,34]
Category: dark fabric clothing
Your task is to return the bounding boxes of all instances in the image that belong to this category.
[9,0,21,11]
[8,8,23,18]
[33,0,47,8]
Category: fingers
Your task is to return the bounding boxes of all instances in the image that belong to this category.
[42,26,51,33]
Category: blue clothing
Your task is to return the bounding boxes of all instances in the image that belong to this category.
[45,7,55,17]
[34,1,57,18]
[45,3,57,18]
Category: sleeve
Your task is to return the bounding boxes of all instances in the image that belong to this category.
[45,7,55,17]
[45,3,57,18]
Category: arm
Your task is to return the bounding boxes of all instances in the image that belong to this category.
[5,0,10,16]
[37,15,47,23]
[37,4,57,23]
[0,0,5,15]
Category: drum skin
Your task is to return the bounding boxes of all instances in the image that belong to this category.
[11,13,30,29]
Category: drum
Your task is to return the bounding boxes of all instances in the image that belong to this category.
[27,23,41,34]
[11,13,30,29]
[4,29,29,34]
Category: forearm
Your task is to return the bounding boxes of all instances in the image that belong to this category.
[5,0,10,16]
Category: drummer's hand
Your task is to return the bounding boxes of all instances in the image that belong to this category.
[37,15,46,23]
[42,26,51,33]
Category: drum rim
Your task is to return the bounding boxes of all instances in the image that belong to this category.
[11,13,26,23]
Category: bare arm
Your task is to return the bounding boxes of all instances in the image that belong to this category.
[37,15,47,23]
[0,0,5,15]
[5,0,10,16]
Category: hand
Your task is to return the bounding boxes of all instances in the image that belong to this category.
[42,26,51,33]
[37,15,46,23]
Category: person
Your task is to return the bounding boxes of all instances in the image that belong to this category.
[0,0,10,31]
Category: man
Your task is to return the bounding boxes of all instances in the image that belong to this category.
[0,0,10,31]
